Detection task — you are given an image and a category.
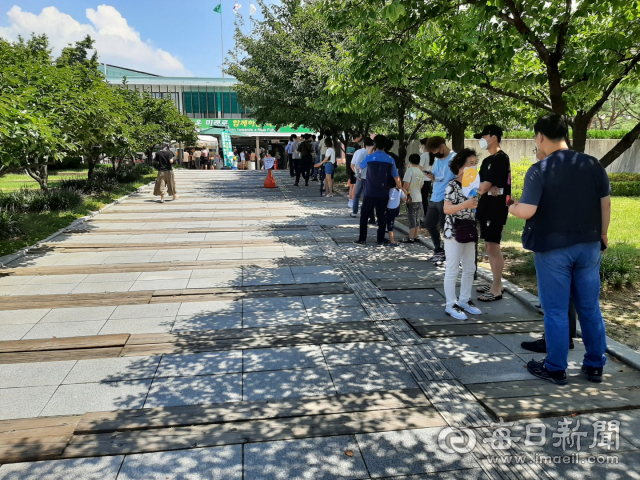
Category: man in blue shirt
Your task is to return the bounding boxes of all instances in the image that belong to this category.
[424,136,456,258]
[354,135,401,246]
[510,114,611,386]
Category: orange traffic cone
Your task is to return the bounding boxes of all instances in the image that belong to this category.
[264,169,277,188]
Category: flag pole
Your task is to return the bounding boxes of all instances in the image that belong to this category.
[220,4,225,78]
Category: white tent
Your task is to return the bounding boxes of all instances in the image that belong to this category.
[196,135,219,149]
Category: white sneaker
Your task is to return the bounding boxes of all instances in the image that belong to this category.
[348,200,354,208]
[350,213,357,217]
[457,300,482,315]
[445,305,467,320]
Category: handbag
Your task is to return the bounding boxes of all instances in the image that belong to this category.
[454,218,478,244]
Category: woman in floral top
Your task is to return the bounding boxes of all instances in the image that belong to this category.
[443,149,482,320]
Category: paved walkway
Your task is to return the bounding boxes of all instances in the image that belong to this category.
[1,169,639,479]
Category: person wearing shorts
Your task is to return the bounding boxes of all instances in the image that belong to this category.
[474,125,511,302]
[386,186,406,247]
[317,138,336,196]
[401,153,425,243]
[346,135,361,208]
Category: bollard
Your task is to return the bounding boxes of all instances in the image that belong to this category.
[264,169,277,188]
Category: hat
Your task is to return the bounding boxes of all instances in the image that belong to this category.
[473,125,503,139]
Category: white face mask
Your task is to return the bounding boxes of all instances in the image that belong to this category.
[478,138,489,150]
[419,146,425,153]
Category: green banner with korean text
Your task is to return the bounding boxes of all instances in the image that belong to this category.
[220,130,234,167]
[193,118,314,134]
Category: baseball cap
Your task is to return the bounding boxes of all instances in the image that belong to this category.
[473,125,503,139]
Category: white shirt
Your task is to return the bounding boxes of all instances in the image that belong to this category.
[388,188,407,209]
[240,152,245,161]
[324,147,336,164]
[201,149,208,157]
[419,152,431,171]
[351,147,369,179]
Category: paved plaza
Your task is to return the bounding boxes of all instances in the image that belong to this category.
[1,170,640,479]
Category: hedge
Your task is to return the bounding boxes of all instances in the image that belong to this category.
[611,181,640,197]
[608,172,640,182]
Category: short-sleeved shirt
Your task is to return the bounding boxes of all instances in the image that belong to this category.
[443,179,475,240]
[388,188,407,209]
[477,150,511,225]
[351,147,369,179]
[419,152,431,171]
[520,149,610,252]
[359,151,399,199]
[291,141,301,159]
[324,147,336,164]
[201,149,209,157]
[430,151,457,202]
[155,150,174,171]
[403,166,425,203]
[194,150,201,159]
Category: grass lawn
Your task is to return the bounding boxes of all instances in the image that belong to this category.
[0,168,89,191]
[0,174,155,258]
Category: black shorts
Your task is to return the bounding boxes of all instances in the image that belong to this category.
[346,159,357,184]
[479,217,506,244]
[386,207,400,232]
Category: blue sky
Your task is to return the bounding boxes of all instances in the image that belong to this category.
[0,1,270,77]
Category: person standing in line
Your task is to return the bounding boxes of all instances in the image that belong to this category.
[309,134,318,180]
[291,135,301,181]
[350,137,376,224]
[353,135,402,246]
[401,153,425,243]
[250,149,257,169]
[286,135,295,176]
[442,148,482,320]
[316,137,336,195]
[346,134,362,208]
[296,134,314,186]
[200,147,209,170]
[474,125,511,302]
[419,138,433,226]
[425,136,457,261]
[386,185,406,247]
[193,147,202,170]
[510,114,610,385]
[239,149,246,170]
[182,149,190,168]
[153,143,179,203]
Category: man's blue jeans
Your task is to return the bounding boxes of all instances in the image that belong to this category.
[534,241,607,372]
[352,179,364,215]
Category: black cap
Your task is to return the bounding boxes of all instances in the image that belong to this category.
[473,125,503,139]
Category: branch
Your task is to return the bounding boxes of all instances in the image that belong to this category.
[478,82,553,111]
[599,120,640,168]
[553,0,572,59]
[501,0,550,63]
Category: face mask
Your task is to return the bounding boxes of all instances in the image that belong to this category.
[478,138,489,150]
[434,149,446,158]
[419,146,425,153]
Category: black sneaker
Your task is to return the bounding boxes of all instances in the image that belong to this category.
[582,365,603,383]
[383,238,391,244]
[527,359,567,385]
[293,183,299,186]
[428,252,445,262]
[368,220,377,225]
[353,240,366,246]
[521,335,575,353]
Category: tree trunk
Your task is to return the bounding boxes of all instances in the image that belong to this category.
[449,121,467,153]
[397,105,407,175]
[572,112,591,153]
[599,120,640,168]
[87,156,98,181]
[24,158,49,192]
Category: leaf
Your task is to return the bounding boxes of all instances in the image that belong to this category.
[345,450,354,457]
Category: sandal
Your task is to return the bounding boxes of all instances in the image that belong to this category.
[400,237,415,244]
[477,292,503,302]
[389,242,399,247]
[476,285,505,294]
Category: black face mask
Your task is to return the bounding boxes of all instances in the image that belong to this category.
[434,151,446,158]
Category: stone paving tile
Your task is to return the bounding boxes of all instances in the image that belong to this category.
[22,320,107,340]
[10,283,79,296]
[243,308,310,328]
[72,282,136,294]
[106,249,159,257]
[137,270,193,280]
[41,379,152,416]
[290,265,336,274]
[111,303,181,319]
[102,255,154,264]
[62,356,161,384]
[144,374,242,408]
[40,306,117,323]
[99,317,175,335]
[0,308,50,325]
[330,363,418,394]
[25,274,88,285]
[198,252,243,261]
[243,296,305,312]
[0,456,125,480]
[0,323,34,340]
[243,346,325,372]
[419,336,512,360]
[384,289,445,304]
[177,300,242,316]
[155,351,243,377]
[307,306,370,324]
[321,342,404,367]
[0,385,58,420]
[356,427,479,478]
[244,435,369,480]
[243,367,336,401]
[294,273,344,284]
[243,273,295,286]
[301,293,361,309]
[129,279,189,292]
[0,361,77,388]
[189,268,242,279]
[117,446,242,480]
[187,277,243,289]
[0,275,35,286]
[442,354,531,384]
[492,333,586,355]
[172,313,243,332]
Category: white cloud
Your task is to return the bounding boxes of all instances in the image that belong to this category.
[0,5,192,76]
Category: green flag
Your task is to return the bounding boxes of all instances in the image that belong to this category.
[213,3,222,13]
